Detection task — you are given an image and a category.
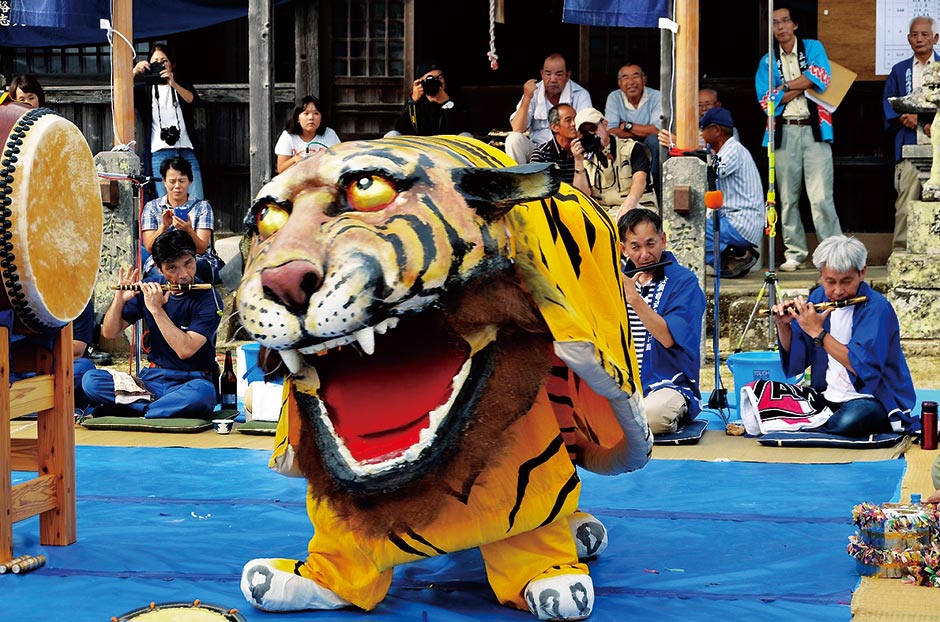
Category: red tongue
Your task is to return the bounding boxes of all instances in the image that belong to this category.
[317,323,469,463]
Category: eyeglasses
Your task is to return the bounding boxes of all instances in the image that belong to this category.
[773,16,792,26]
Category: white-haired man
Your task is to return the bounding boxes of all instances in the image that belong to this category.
[770,235,915,436]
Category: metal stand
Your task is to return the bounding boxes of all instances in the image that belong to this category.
[735,4,781,352]
[704,149,731,424]
[97,172,150,376]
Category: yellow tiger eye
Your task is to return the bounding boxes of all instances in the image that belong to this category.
[257,204,290,239]
[347,175,397,212]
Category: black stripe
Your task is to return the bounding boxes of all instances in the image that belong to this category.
[445,468,483,505]
[539,471,580,528]
[550,366,568,378]
[547,198,583,278]
[548,393,574,407]
[507,435,565,531]
[405,528,448,555]
[388,532,431,558]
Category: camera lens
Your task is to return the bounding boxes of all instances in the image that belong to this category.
[422,75,442,96]
[580,132,600,154]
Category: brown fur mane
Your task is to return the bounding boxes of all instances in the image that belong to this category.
[295,268,554,539]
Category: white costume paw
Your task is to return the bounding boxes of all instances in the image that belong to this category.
[568,512,608,560]
[524,573,594,620]
[241,558,350,612]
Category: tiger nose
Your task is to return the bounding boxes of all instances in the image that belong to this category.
[260,260,323,314]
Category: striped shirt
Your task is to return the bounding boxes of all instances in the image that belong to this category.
[531,137,577,184]
[627,280,659,371]
[712,135,764,248]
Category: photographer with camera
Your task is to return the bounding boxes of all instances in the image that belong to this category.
[390,61,470,137]
[570,108,656,221]
[133,44,203,200]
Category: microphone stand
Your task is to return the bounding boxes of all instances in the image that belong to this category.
[704,147,730,427]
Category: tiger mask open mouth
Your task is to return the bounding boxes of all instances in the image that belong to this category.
[237,137,560,499]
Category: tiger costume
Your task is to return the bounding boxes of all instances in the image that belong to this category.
[236,135,652,621]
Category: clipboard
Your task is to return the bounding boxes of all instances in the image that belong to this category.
[805,60,857,113]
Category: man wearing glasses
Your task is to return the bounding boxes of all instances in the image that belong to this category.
[755,3,842,272]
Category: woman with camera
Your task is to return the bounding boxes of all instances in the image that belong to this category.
[133,43,204,200]
[390,61,470,137]
[275,95,341,174]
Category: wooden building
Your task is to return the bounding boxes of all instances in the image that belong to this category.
[0,0,899,255]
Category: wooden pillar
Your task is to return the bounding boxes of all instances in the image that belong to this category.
[294,1,320,104]
[249,0,275,199]
[111,0,134,147]
[674,0,699,150]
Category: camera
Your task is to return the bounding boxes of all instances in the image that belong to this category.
[142,60,167,85]
[421,74,442,97]
[160,125,181,146]
[578,130,606,163]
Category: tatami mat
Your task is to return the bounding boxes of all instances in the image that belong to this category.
[653,429,911,463]
[10,418,275,450]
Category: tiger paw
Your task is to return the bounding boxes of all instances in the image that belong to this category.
[568,511,608,560]
[241,558,350,612]
[524,572,594,621]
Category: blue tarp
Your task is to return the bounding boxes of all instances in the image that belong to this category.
[562,0,669,28]
[6,446,905,621]
[0,0,264,47]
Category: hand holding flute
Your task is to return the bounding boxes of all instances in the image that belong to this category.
[758,296,866,317]
[110,283,212,292]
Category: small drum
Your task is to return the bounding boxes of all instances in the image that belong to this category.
[111,601,247,622]
[0,102,102,332]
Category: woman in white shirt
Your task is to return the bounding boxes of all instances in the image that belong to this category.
[275,95,341,174]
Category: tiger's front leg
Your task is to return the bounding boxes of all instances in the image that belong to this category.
[480,517,593,621]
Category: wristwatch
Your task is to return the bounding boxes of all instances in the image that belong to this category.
[624,121,634,132]
[812,329,827,348]
[780,81,790,92]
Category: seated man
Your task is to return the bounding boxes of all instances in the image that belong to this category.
[83,229,222,419]
[619,208,706,434]
[571,107,656,221]
[531,104,580,184]
[72,299,97,412]
[770,235,916,436]
[505,53,592,164]
[699,107,765,278]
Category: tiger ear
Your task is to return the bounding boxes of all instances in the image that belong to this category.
[451,162,561,221]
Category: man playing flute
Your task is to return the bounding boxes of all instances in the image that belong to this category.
[767,235,916,436]
[82,229,223,419]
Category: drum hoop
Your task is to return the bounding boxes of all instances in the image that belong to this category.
[112,601,247,621]
[0,106,63,332]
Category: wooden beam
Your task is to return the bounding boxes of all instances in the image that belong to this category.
[0,325,10,563]
[674,0,700,150]
[294,1,320,104]
[249,0,275,199]
[38,323,75,546]
[112,0,135,147]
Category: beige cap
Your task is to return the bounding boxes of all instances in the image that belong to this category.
[574,108,604,129]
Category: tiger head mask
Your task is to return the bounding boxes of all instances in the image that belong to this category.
[238,137,562,500]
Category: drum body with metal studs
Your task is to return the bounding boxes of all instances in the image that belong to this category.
[0,102,102,332]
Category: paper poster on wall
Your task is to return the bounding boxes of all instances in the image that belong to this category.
[876,0,940,75]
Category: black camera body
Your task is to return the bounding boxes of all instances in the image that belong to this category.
[579,131,607,163]
[160,125,181,146]
[422,74,442,97]
[142,60,167,85]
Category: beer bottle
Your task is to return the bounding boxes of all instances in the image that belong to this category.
[219,350,238,409]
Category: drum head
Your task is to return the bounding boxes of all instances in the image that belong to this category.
[0,105,102,331]
[113,601,247,621]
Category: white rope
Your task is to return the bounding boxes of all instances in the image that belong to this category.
[666,0,678,140]
[106,0,138,150]
[487,0,499,70]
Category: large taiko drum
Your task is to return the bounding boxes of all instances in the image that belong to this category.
[0,102,102,332]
